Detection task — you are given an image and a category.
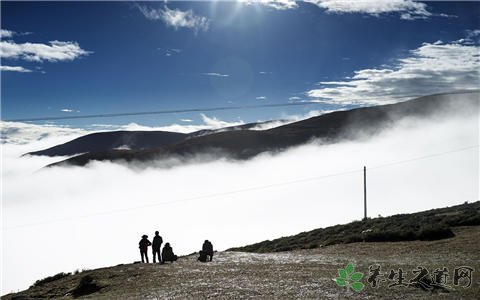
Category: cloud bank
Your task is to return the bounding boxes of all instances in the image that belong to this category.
[0,29,14,39]
[250,0,298,10]
[246,0,446,19]
[305,0,435,20]
[90,114,245,134]
[307,39,480,105]
[0,121,88,145]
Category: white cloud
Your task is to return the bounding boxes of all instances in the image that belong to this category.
[0,121,87,145]
[199,113,243,129]
[90,114,244,134]
[159,47,182,57]
[0,40,91,62]
[0,29,33,39]
[203,72,229,77]
[243,0,451,19]
[60,109,79,113]
[0,29,14,39]
[249,119,294,130]
[249,109,338,130]
[2,105,477,292]
[305,0,434,19]
[288,96,301,101]
[307,40,480,105]
[249,0,298,10]
[256,96,267,100]
[139,5,209,33]
[282,109,335,121]
[0,65,32,73]
[0,114,240,145]
[466,29,480,38]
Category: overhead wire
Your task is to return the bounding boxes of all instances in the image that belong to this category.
[2,102,324,122]
[4,90,468,122]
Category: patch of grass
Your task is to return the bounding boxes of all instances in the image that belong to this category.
[33,272,71,287]
[71,275,102,298]
[229,201,479,253]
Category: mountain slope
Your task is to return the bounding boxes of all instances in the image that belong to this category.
[3,204,479,299]
[49,91,479,167]
[26,121,282,157]
[26,131,187,157]
[228,201,480,252]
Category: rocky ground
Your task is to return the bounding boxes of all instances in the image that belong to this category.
[4,226,479,299]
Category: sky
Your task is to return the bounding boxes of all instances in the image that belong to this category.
[1,0,480,294]
[1,0,479,128]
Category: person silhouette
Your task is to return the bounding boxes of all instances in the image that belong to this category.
[152,231,163,263]
[202,240,214,262]
[161,242,178,263]
[139,235,152,263]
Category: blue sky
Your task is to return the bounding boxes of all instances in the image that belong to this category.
[1,1,479,129]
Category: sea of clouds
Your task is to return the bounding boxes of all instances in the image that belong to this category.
[1,105,478,293]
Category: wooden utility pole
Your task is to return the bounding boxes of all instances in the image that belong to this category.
[363,166,367,220]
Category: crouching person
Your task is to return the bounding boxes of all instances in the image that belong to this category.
[198,250,208,262]
[162,243,178,263]
[201,240,214,262]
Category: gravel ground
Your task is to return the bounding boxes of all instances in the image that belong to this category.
[4,226,479,299]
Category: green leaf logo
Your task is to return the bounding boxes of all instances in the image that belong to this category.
[351,281,365,292]
[334,262,365,292]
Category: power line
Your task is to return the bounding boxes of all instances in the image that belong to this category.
[4,90,477,123]
[3,144,478,231]
[369,145,480,170]
[2,102,323,122]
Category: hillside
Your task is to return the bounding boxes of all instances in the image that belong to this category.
[48,91,479,168]
[228,201,480,253]
[26,131,187,157]
[25,121,281,157]
[3,226,479,299]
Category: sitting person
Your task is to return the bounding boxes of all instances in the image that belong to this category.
[198,250,208,262]
[161,242,178,263]
[202,240,214,262]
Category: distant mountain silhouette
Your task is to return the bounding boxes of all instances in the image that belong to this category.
[26,131,187,157]
[26,121,283,157]
[46,91,479,168]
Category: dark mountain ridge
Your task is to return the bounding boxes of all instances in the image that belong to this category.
[26,131,187,157]
[48,91,479,168]
[26,121,282,157]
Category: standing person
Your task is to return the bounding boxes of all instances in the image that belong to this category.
[202,240,214,262]
[152,231,163,263]
[139,235,152,263]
